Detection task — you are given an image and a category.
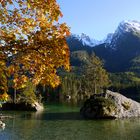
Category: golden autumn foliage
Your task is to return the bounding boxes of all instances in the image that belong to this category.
[0,93,9,102]
[0,0,70,101]
[0,60,8,92]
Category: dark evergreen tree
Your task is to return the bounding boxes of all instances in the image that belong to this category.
[83,53,110,95]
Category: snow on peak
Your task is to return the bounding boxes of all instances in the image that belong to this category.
[119,20,140,33]
[111,20,140,43]
[104,20,140,50]
[70,33,103,47]
[68,20,140,49]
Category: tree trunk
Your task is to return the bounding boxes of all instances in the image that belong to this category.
[43,85,46,93]
[94,83,97,94]
[14,88,16,103]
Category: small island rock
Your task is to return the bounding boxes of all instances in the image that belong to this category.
[80,90,140,119]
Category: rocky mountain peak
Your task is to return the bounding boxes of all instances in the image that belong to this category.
[67,33,103,47]
[106,20,140,49]
[119,20,140,33]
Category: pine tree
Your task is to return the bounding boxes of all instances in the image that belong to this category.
[83,53,110,95]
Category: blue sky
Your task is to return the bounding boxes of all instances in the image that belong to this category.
[57,0,140,40]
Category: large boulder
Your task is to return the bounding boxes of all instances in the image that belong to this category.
[80,90,140,119]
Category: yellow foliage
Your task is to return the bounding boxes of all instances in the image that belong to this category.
[0,93,9,102]
[0,0,70,91]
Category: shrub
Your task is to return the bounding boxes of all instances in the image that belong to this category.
[17,81,37,104]
[81,97,117,118]
[122,101,131,110]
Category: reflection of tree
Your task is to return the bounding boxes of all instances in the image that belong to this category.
[3,112,140,139]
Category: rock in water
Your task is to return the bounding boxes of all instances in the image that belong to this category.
[1,102,44,111]
[31,102,44,111]
[80,90,140,119]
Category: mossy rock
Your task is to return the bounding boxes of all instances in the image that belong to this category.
[81,90,140,119]
[80,97,117,119]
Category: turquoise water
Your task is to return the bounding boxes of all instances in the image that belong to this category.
[1,104,140,140]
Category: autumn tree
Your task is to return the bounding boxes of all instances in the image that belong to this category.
[0,59,9,104]
[0,0,70,102]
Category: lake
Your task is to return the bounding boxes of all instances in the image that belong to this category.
[0,103,140,140]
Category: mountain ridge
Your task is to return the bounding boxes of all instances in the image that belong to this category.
[67,20,140,73]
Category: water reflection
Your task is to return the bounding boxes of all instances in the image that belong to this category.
[22,111,83,121]
[0,127,5,131]
[1,105,140,140]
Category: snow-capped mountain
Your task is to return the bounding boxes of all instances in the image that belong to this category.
[68,20,140,49]
[106,20,140,49]
[68,20,140,72]
[113,20,140,39]
[68,20,140,50]
[67,33,103,47]
[119,20,140,33]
